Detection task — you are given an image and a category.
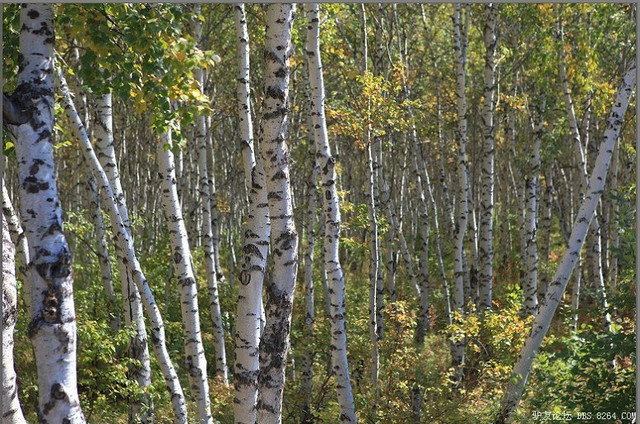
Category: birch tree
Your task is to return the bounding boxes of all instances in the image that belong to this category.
[478,3,497,311]
[1,183,30,315]
[256,5,299,423]
[494,59,635,424]
[193,4,229,382]
[305,4,357,422]
[233,5,271,423]
[157,129,213,424]
[451,2,469,388]
[56,66,189,424]
[5,5,86,422]
[522,106,544,316]
[93,92,153,423]
[2,213,27,424]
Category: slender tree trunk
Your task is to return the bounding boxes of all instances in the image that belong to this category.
[157,131,213,424]
[609,138,619,294]
[199,120,229,382]
[57,67,189,424]
[522,112,543,316]
[300,139,318,424]
[2,214,27,424]
[256,5,299,423]
[233,5,271,424]
[479,3,497,311]
[538,171,553,299]
[7,6,86,422]
[556,5,610,331]
[495,59,635,424]
[360,6,381,406]
[93,92,153,424]
[87,174,120,331]
[451,2,469,388]
[305,5,357,422]
[2,182,31,315]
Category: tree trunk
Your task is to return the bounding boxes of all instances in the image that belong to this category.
[93,92,153,424]
[495,59,635,424]
[256,5,299,423]
[86,173,120,332]
[478,3,497,311]
[1,182,31,315]
[57,67,189,424]
[233,5,271,424]
[522,112,543,316]
[305,4,358,422]
[157,131,213,424]
[300,143,317,424]
[2,213,27,424]
[451,2,469,388]
[9,5,86,422]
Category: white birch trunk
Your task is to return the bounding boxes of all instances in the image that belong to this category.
[157,131,213,424]
[557,7,611,331]
[1,182,31,316]
[233,5,271,423]
[194,68,229,386]
[256,5,299,423]
[9,6,85,422]
[56,67,189,424]
[609,138,619,294]
[451,2,469,388]
[86,174,120,331]
[538,174,552,298]
[93,92,153,423]
[523,115,543,316]
[2,214,27,424]
[300,139,318,424]
[305,4,358,422]
[495,59,635,424]
[479,3,497,311]
[360,5,380,403]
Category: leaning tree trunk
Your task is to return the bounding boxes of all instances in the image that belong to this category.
[233,5,271,424]
[478,3,497,311]
[305,4,358,423]
[6,5,86,422]
[2,213,27,424]
[157,130,213,424]
[56,67,189,424]
[494,59,635,424]
[86,174,120,332]
[256,5,299,424]
[93,92,153,424]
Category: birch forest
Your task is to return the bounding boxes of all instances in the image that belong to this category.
[1,3,637,424]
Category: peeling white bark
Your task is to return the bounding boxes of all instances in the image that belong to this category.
[256,5,299,423]
[10,5,86,422]
[233,5,271,424]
